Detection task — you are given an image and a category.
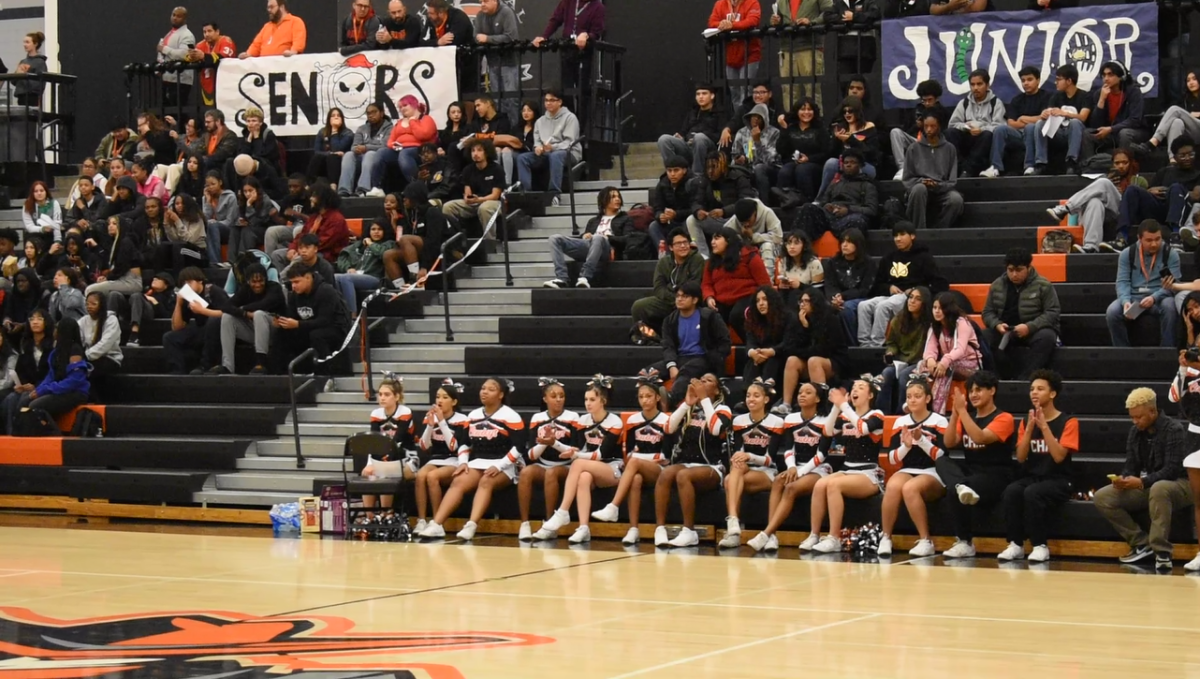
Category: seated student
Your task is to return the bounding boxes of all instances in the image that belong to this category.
[308,107,355,186]
[945,70,1006,178]
[266,175,313,257]
[922,292,983,413]
[417,378,527,540]
[229,107,282,180]
[746,382,830,551]
[231,178,281,265]
[1085,61,1150,158]
[277,185,350,275]
[470,95,519,185]
[414,143,456,205]
[437,103,469,176]
[532,376,624,543]
[807,149,877,239]
[162,194,208,273]
[543,187,634,289]
[653,373,732,548]
[890,80,947,180]
[631,227,705,342]
[103,158,129,201]
[1113,138,1200,247]
[1045,149,1145,253]
[1135,69,1200,163]
[162,266,228,375]
[725,198,783,276]
[936,371,1017,558]
[981,248,1060,380]
[338,103,394,198]
[858,222,948,348]
[718,378,784,548]
[516,88,581,206]
[22,180,63,246]
[85,216,143,300]
[878,378,948,557]
[382,182,455,288]
[877,287,932,415]
[48,268,86,324]
[101,175,146,226]
[590,371,671,544]
[201,171,239,266]
[412,378,471,534]
[517,378,580,540]
[271,264,352,379]
[67,157,108,205]
[442,139,503,236]
[775,97,830,202]
[229,154,286,204]
[129,157,168,204]
[808,378,886,553]
[383,96,438,184]
[357,379,417,517]
[212,263,285,375]
[335,221,395,309]
[78,291,123,381]
[1031,64,1091,175]
[1,308,51,433]
[815,98,881,202]
[999,369,1078,563]
[2,268,47,339]
[648,281,732,407]
[65,176,108,240]
[903,113,964,230]
[6,317,89,434]
[1106,220,1180,348]
[742,285,791,387]
[118,271,175,347]
[701,227,771,339]
[16,238,52,284]
[651,156,694,252]
[774,288,851,414]
[981,66,1048,178]
[687,153,757,259]
[174,154,207,204]
[731,103,781,202]
[823,228,875,345]
[657,83,722,178]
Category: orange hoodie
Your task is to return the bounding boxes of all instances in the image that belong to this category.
[387,115,438,150]
[248,14,308,57]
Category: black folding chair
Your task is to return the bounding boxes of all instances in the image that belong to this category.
[342,432,411,540]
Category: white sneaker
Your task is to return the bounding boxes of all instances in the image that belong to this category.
[418,521,445,538]
[1028,544,1051,562]
[518,521,532,541]
[725,516,741,536]
[997,541,1025,561]
[551,196,560,207]
[718,531,742,549]
[414,519,428,534]
[813,535,842,553]
[766,534,779,551]
[531,527,557,541]
[909,538,936,557]
[365,187,385,198]
[877,536,893,557]
[1185,553,1200,572]
[798,533,820,551]
[542,279,566,289]
[456,520,477,540]
[1046,204,1069,222]
[668,527,699,548]
[1023,166,1037,176]
[943,540,976,558]
[568,525,591,543]
[591,503,619,522]
[956,484,980,506]
[979,166,1000,178]
[542,508,570,533]
[747,531,771,552]
[653,526,669,547]
[622,526,640,545]
[892,169,904,181]
[575,278,590,288]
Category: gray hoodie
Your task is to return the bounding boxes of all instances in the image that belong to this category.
[158,25,197,85]
[534,106,581,162]
[79,311,124,366]
[352,117,395,152]
[723,197,783,273]
[948,90,1006,133]
[902,136,958,192]
[203,189,239,231]
[732,103,780,168]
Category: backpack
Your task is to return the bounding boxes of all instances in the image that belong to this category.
[792,203,834,241]
[626,204,655,233]
[12,408,61,437]
[1041,229,1075,254]
[881,197,906,230]
[1082,153,1113,173]
[69,407,104,438]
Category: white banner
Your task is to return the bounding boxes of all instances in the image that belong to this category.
[214,47,460,137]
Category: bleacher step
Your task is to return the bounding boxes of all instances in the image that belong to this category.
[194,489,300,507]
[404,317,498,333]
[256,438,347,459]
[367,346,465,361]
[294,406,377,424]
[215,472,339,493]
[352,361,465,375]
[317,391,431,406]
[388,332,499,344]
[424,304,532,316]
[237,456,349,473]
[455,278,545,289]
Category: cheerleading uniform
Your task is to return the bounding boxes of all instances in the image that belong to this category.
[1170,366,1200,468]
[418,411,470,467]
[528,409,582,468]
[889,411,949,485]
[569,412,626,477]
[370,405,418,472]
[624,410,672,465]
[667,397,733,480]
[458,405,528,482]
[730,412,785,481]
[826,402,886,491]
[782,411,832,477]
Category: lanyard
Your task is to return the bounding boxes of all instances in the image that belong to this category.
[1138,246,1160,284]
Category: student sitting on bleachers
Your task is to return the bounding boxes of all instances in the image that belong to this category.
[1112,138,1200,248]
[1045,149,1145,254]
[54,235,99,287]
[857,222,948,348]
[724,198,782,276]
[277,185,350,276]
[687,153,757,260]
[1,309,50,434]
[741,285,790,388]
[2,268,47,341]
[701,227,771,340]
[823,228,875,346]
[878,377,948,558]
[877,286,931,416]
[630,227,704,343]
[922,292,982,413]
[285,234,336,291]
[650,157,693,251]
[213,263,285,375]
[731,103,781,204]
[775,230,824,310]
[47,268,86,324]
[271,264,352,381]
[382,182,457,289]
[234,179,282,267]
[647,281,731,407]
[1106,220,1180,348]
[119,271,175,347]
[543,187,635,289]
[334,220,394,310]
[6,317,89,435]
[517,378,578,541]
[774,288,850,415]
[162,267,229,375]
[78,292,123,382]
[981,247,1060,380]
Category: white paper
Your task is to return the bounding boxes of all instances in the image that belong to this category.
[1041,106,1077,138]
[366,455,405,479]
[177,284,208,309]
[702,28,720,38]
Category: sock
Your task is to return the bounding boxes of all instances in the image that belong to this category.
[392,277,406,288]
[407,262,419,275]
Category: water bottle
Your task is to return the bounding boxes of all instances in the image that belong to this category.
[658,239,667,259]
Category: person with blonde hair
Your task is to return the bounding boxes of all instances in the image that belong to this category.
[1095,385,1192,570]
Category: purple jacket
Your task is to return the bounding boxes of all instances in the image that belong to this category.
[541,0,606,40]
[36,353,91,397]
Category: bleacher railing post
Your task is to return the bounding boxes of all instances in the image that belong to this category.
[287,348,314,469]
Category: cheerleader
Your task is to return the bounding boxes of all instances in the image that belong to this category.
[1171,350,1200,571]
[534,375,625,543]
[718,378,784,548]
[746,382,830,552]
[808,376,886,553]
[417,377,527,540]
[413,378,470,534]
[653,373,733,548]
[878,377,948,557]
[591,370,672,545]
[359,377,415,513]
[517,378,580,541]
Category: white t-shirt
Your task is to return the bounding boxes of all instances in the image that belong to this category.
[594,215,615,239]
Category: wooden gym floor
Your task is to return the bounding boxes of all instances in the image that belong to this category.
[3,523,1200,679]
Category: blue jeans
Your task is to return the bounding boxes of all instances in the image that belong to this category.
[1033,118,1084,166]
[658,133,716,177]
[205,219,228,264]
[725,61,760,106]
[991,124,1033,171]
[487,64,521,127]
[877,362,917,415]
[1106,296,1177,347]
[777,160,823,198]
[840,297,863,347]
[549,233,611,282]
[339,149,387,193]
[335,273,380,312]
[518,150,569,194]
[817,157,875,201]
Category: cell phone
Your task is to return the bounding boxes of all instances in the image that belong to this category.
[1162,267,1171,279]
[1107,473,1119,481]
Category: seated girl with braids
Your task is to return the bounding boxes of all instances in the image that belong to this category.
[533,375,625,543]
[747,382,832,552]
[591,369,672,545]
[653,373,733,548]
[413,378,470,534]
[517,377,580,541]
[718,377,785,549]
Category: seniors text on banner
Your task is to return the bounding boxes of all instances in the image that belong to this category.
[214,47,460,137]
[881,3,1158,109]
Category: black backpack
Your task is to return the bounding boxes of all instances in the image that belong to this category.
[70,407,104,438]
[13,408,61,437]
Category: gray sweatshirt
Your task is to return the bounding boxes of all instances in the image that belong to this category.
[902,136,958,192]
[534,107,582,162]
[79,311,124,365]
[352,118,395,152]
[203,190,239,230]
[158,24,197,85]
[948,90,1006,133]
[49,285,86,324]
[477,3,520,43]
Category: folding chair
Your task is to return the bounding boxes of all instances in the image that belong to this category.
[342,432,412,541]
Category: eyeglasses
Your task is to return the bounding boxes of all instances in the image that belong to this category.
[671,241,691,248]
[752,89,770,95]
[544,96,561,103]
[1179,151,1196,159]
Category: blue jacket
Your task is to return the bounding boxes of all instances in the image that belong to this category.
[1116,242,1180,305]
[36,353,91,397]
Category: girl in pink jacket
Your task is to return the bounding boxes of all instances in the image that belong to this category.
[922,293,982,413]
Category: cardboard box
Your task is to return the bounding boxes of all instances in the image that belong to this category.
[320,485,347,535]
[298,496,321,533]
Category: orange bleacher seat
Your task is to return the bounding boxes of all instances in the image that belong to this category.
[0,438,62,466]
[56,406,106,434]
[814,232,839,258]
[1036,225,1083,254]
[1030,254,1066,282]
[951,284,989,313]
[346,218,364,238]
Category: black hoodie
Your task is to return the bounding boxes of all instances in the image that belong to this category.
[286,273,351,335]
[779,122,832,167]
[675,105,723,141]
[2,267,46,326]
[104,217,144,280]
[869,243,948,296]
[691,165,757,218]
[101,175,146,223]
[822,253,877,302]
[652,172,693,224]
[403,182,454,270]
[229,280,286,317]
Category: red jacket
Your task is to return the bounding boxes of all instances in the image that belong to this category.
[289,208,351,263]
[702,246,771,305]
[709,0,762,69]
[387,115,438,150]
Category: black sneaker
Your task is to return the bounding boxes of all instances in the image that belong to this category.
[206,365,231,376]
[249,365,267,375]
[1118,545,1153,564]
[1156,552,1173,570]
[1098,237,1126,253]
[1064,159,1079,175]
[1130,142,1155,158]
[189,368,205,376]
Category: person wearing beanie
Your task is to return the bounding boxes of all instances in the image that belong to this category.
[723,197,782,274]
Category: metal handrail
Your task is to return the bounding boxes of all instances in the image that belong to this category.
[440,231,467,341]
[286,348,315,469]
[362,315,389,399]
[501,182,520,288]
[568,160,587,237]
[615,90,635,188]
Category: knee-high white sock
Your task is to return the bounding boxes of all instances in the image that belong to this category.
[407,262,420,275]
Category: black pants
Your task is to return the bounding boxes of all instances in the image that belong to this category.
[5,390,88,435]
[307,153,345,184]
[946,128,993,176]
[743,354,782,394]
[650,356,719,406]
[272,326,349,377]
[983,327,1057,380]
[715,297,753,341]
[1002,474,1072,546]
[163,320,222,374]
[935,457,1015,541]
